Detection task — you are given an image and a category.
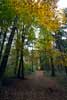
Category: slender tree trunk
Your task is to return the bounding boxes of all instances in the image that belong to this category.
[14,49,19,76]
[0,31,7,61]
[32,60,34,72]
[17,53,22,78]
[17,25,25,79]
[21,43,24,79]
[65,67,67,75]
[14,29,19,76]
[0,32,2,45]
[0,31,2,61]
[0,29,2,41]
[31,49,34,72]
[17,39,24,79]
[0,30,3,52]
[50,57,55,76]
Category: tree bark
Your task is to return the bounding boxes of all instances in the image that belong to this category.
[17,26,25,79]
[65,67,67,75]
[17,53,22,78]
[0,31,7,61]
[14,49,19,76]
[14,29,19,76]
[50,57,55,76]
[0,27,16,78]
[21,43,24,79]
[17,45,24,79]
[31,49,34,72]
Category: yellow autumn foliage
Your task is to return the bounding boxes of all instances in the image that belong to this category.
[9,0,61,31]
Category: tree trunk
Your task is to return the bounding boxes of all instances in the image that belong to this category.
[51,57,55,76]
[17,26,25,79]
[17,47,24,79]
[21,44,24,79]
[0,30,3,53]
[31,49,34,72]
[14,29,19,76]
[14,49,19,76]
[0,31,6,61]
[65,67,67,75]
[0,31,2,45]
[17,53,22,78]
[0,27,16,78]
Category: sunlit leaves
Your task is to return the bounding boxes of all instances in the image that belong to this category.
[35,27,54,51]
[9,0,60,31]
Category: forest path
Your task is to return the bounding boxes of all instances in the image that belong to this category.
[0,70,67,100]
[27,70,60,89]
[35,70,44,78]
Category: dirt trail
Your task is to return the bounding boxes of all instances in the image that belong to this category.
[35,71,44,78]
[0,71,66,100]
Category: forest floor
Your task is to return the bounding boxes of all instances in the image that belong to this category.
[0,70,67,100]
